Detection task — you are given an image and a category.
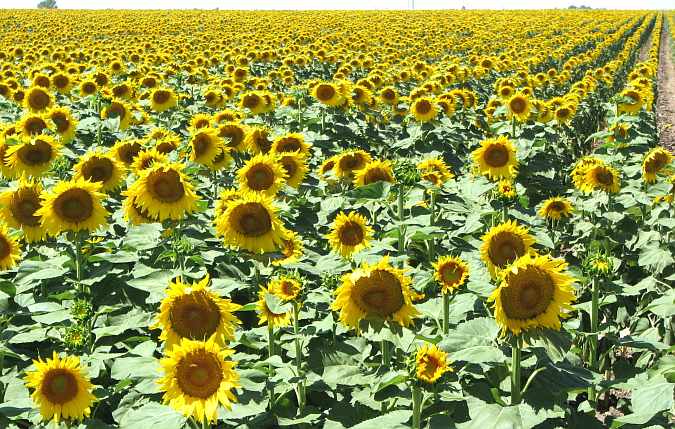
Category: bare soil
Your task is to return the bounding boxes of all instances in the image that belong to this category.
[656,21,675,153]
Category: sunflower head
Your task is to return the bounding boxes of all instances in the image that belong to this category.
[334,150,372,178]
[410,97,438,123]
[417,158,454,186]
[112,139,143,166]
[270,132,311,157]
[415,344,452,384]
[326,211,373,259]
[538,197,573,221]
[268,276,302,302]
[17,113,49,137]
[488,253,576,336]
[24,352,95,423]
[481,220,535,278]
[244,126,272,154]
[642,147,672,184]
[257,286,292,328]
[0,222,21,270]
[47,107,77,143]
[236,153,287,196]
[0,178,45,242]
[312,82,343,106]
[132,148,169,173]
[472,136,518,180]
[190,128,224,166]
[24,85,53,112]
[507,92,531,121]
[433,255,469,294]
[270,229,304,266]
[5,134,61,178]
[127,162,198,221]
[74,150,125,192]
[150,88,177,112]
[580,164,621,194]
[102,99,132,130]
[354,159,396,187]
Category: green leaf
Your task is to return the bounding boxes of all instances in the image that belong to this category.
[638,246,674,275]
[439,317,499,352]
[630,375,674,418]
[117,402,186,429]
[350,410,411,429]
[348,181,391,199]
[263,292,291,315]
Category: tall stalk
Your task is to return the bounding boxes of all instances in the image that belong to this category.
[588,276,600,403]
[511,335,522,405]
[293,302,305,415]
[411,383,423,429]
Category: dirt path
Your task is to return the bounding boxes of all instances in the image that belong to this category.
[656,18,675,153]
[638,27,652,62]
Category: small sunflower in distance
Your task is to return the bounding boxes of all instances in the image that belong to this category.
[642,147,672,183]
[149,87,178,112]
[154,275,241,350]
[415,343,452,384]
[327,211,373,259]
[488,253,576,336]
[127,162,198,221]
[215,192,287,253]
[538,197,573,221]
[24,352,95,423]
[354,159,396,187]
[36,178,108,236]
[481,220,535,278]
[0,222,21,270]
[73,150,125,192]
[472,136,518,180]
[331,256,419,331]
[433,255,469,294]
[236,153,287,196]
[0,178,45,243]
[410,97,438,122]
[257,286,292,328]
[158,338,240,424]
[506,92,531,121]
[268,276,302,302]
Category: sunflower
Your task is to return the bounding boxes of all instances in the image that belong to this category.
[257,286,292,328]
[416,344,452,384]
[312,82,343,106]
[417,158,454,186]
[271,229,304,266]
[122,194,159,225]
[488,253,576,336]
[617,88,643,114]
[243,126,272,154]
[102,99,132,130]
[642,147,672,183]
[214,188,242,219]
[111,139,143,166]
[74,150,125,192]
[131,148,169,173]
[472,136,518,180]
[190,114,213,130]
[268,276,302,301]
[354,159,396,187]
[379,86,399,106]
[24,352,95,423]
[410,97,438,122]
[236,153,287,196]
[37,178,108,236]
[155,275,241,350]
[158,338,239,423]
[270,133,311,157]
[5,134,61,178]
[481,220,535,278]
[210,146,233,171]
[0,178,45,242]
[497,179,517,199]
[433,255,469,294]
[217,122,248,152]
[0,222,21,270]
[331,256,419,331]
[79,80,98,96]
[537,197,573,221]
[46,107,77,144]
[570,156,604,191]
[277,153,308,188]
[334,149,372,178]
[215,193,287,254]
[127,162,198,221]
[326,211,373,258]
[24,85,53,112]
[16,113,49,137]
[554,104,575,124]
[189,127,224,167]
[149,88,178,112]
[507,92,531,121]
[239,91,267,115]
[580,164,621,194]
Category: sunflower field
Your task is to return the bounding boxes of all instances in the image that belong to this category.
[0,8,674,429]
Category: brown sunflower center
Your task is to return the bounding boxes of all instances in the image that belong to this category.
[484,145,509,168]
[19,140,53,166]
[193,134,213,157]
[153,90,171,104]
[363,167,391,185]
[245,164,275,191]
[489,232,525,267]
[645,154,668,173]
[51,112,70,133]
[595,169,614,185]
[316,84,336,101]
[354,269,404,318]
[41,369,79,405]
[170,291,221,341]
[0,235,10,259]
[440,263,462,284]
[500,267,555,320]
[28,89,50,110]
[232,202,272,237]
[338,221,365,246]
[150,170,185,203]
[11,192,41,226]
[415,100,432,115]
[55,188,94,223]
[24,117,48,135]
[556,108,570,119]
[82,82,96,94]
[156,140,178,154]
[219,126,244,148]
[276,138,301,153]
[118,143,141,164]
[108,103,127,119]
[421,356,440,379]
[509,97,527,114]
[53,75,69,89]
[83,158,113,183]
[176,351,223,399]
[547,202,565,212]
[243,94,261,109]
[280,157,297,179]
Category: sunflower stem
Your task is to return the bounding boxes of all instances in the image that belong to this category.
[293,301,305,415]
[381,339,391,367]
[201,418,210,429]
[588,276,600,404]
[511,117,517,138]
[397,184,406,264]
[268,323,276,411]
[442,292,451,335]
[511,335,522,405]
[72,232,84,295]
[428,190,437,261]
[411,383,423,429]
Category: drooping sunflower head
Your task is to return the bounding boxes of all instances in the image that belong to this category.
[131,148,169,173]
[270,229,304,266]
[415,343,452,384]
[277,153,308,188]
[189,113,213,130]
[217,122,248,153]
[236,153,287,196]
[122,193,159,225]
[617,88,643,114]
[74,150,125,192]
[417,158,454,186]
[215,192,287,254]
[270,132,311,158]
[239,91,267,115]
[507,92,531,121]
[488,253,576,336]
[331,256,419,331]
[268,276,302,302]
[353,159,395,187]
[243,126,272,154]
[149,88,178,112]
[101,99,132,130]
[257,286,292,328]
[127,162,199,221]
[24,85,53,112]
[36,178,109,236]
[481,220,535,278]
[334,149,372,178]
[580,163,621,194]
[570,156,604,191]
[410,97,438,123]
[5,134,61,178]
[642,147,672,184]
[24,352,95,423]
[326,211,373,259]
[112,139,143,166]
[189,127,224,167]
[433,255,469,294]
[158,338,240,423]
[155,275,241,350]
[472,136,518,180]
[0,178,45,242]
[0,222,21,270]
[46,107,77,143]
[537,197,573,221]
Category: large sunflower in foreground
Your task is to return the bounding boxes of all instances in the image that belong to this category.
[326,211,373,258]
[354,159,396,187]
[257,286,292,328]
[73,150,125,192]
[416,343,452,384]
[579,163,621,194]
[154,276,241,350]
[24,352,95,423]
[215,193,287,253]
[472,136,518,180]
[488,253,576,336]
[331,256,419,331]
[36,178,108,236]
[642,147,672,183]
[0,222,21,270]
[481,220,535,278]
[0,178,46,242]
[537,197,573,221]
[158,338,239,423]
[433,255,469,294]
[5,134,61,178]
[236,153,287,196]
[127,162,198,221]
